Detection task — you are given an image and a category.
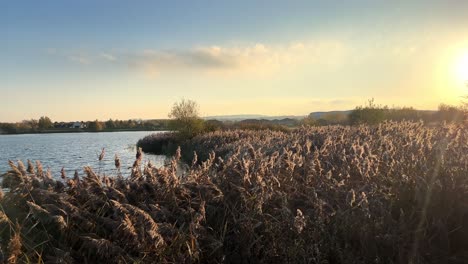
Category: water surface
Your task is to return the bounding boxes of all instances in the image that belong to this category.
[0,131,165,178]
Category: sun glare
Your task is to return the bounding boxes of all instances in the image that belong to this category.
[455,51,468,83]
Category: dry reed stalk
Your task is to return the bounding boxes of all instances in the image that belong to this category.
[99,148,105,161]
[35,161,44,178]
[114,154,121,170]
[16,161,27,176]
[136,147,143,161]
[7,222,22,264]
[26,160,35,174]
[60,167,66,179]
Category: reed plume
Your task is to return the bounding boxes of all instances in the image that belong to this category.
[0,121,466,263]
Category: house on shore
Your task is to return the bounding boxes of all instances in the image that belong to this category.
[53,121,86,129]
[70,122,86,129]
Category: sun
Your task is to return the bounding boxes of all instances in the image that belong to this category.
[455,51,468,83]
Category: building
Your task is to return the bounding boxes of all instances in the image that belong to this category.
[70,122,86,129]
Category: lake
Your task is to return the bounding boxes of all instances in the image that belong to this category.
[0,131,166,178]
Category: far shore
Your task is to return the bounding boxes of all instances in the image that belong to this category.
[0,128,167,135]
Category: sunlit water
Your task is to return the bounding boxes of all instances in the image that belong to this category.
[0,131,166,178]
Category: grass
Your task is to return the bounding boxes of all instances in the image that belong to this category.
[0,121,467,263]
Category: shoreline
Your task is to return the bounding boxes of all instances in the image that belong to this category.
[0,128,169,136]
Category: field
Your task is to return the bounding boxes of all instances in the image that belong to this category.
[0,121,467,263]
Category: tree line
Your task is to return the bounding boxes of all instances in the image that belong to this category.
[1,99,466,135]
[0,118,171,134]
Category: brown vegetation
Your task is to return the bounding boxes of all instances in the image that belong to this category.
[1,121,467,263]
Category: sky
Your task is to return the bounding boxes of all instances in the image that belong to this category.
[2,0,468,122]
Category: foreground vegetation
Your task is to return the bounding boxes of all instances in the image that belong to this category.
[1,121,467,263]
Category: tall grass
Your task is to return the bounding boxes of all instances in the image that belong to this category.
[0,121,467,263]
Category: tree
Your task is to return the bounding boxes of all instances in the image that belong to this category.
[349,99,387,125]
[88,120,104,131]
[0,123,17,134]
[436,104,465,123]
[22,119,39,131]
[385,107,421,122]
[38,116,53,130]
[301,116,317,126]
[168,99,204,139]
[105,119,116,129]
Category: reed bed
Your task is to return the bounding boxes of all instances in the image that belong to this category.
[0,121,467,263]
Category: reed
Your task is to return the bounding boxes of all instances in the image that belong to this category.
[0,121,466,263]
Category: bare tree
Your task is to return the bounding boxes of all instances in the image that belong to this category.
[168,99,204,138]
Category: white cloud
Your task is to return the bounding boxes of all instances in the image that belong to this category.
[100,53,117,61]
[128,40,348,77]
[57,40,348,76]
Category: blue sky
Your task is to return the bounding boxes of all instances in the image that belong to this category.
[2,1,468,121]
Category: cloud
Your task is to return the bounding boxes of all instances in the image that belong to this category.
[57,40,348,76]
[47,50,114,65]
[100,53,117,61]
[68,55,92,65]
[68,53,117,64]
[127,41,348,77]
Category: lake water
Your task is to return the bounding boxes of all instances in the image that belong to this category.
[0,131,166,178]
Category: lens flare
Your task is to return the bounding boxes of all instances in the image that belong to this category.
[455,51,468,83]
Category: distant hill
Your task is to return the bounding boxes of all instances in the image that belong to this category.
[203,114,306,121]
[308,110,352,119]
[203,111,355,121]
[203,109,438,123]
[237,118,300,127]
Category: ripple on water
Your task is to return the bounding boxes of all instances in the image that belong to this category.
[0,131,166,178]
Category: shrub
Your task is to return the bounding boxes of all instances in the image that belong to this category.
[168,99,205,139]
[137,132,179,155]
[349,99,387,125]
[435,104,466,123]
[38,116,53,130]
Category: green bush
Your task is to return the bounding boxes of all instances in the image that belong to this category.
[38,116,53,130]
[168,99,205,139]
[349,99,387,125]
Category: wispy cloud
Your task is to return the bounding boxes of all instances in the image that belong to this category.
[55,40,348,77]
[131,41,348,77]
[100,53,117,61]
[68,55,92,65]
[46,49,114,65]
[67,53,117,64]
